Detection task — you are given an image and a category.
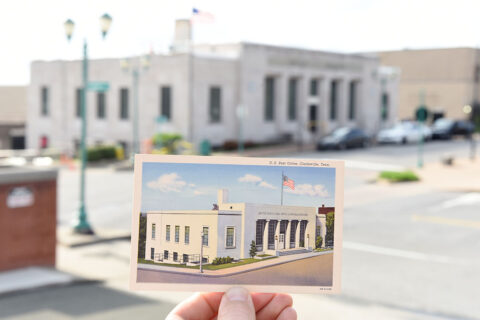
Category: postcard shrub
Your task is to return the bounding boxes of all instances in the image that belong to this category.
[212,256,233,265]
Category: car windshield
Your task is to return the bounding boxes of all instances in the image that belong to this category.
[331,128,350,137]
[434,119,453,128]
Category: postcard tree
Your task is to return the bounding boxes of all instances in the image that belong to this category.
[249,240,257,258]
[325,212,335,246]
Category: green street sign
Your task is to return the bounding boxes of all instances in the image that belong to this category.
[87,81,110,92]
[416,106,428,122]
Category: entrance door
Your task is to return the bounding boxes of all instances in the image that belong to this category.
[309,105,317,133]
[279,234,285,249]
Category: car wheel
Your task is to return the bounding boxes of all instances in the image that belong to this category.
[401,137,407,145]
[338,143,346,150]
[362,140,369,148]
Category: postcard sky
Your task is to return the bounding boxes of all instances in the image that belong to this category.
[141,162,336,212]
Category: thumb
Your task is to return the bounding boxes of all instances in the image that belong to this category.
[217,287,255,320]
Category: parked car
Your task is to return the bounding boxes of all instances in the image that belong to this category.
[317,127,370,150]
[377,122,422,144]
[432,119,475,139]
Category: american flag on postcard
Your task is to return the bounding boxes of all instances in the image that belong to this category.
[283,175,295,190]
[191,8,215,23]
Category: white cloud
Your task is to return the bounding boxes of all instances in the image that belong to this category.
[147,173,187,192]
[193,190,205,195]
[259,181,276,189]
[238,174,263,183]
[285,184,329,197]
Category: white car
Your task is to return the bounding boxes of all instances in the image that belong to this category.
[377,122,422,144]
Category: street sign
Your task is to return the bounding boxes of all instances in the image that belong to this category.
[416,106,428,122]
[87,81,110,92]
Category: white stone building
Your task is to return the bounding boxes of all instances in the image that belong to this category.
[145,189,330,264]
[27,20,398,154]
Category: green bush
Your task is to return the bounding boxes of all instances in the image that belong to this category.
[316,235,323,248]
[87,145,117,162]
[212,256,233,265]
[379,170,419,182]
[249,240,257,258]
[152,133,183,154]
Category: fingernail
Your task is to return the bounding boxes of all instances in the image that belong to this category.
[226,287,249,302]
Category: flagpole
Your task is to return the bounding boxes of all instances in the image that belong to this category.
[281,171,284,206]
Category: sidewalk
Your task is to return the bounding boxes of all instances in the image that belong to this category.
[416,157,480,192]
[138,251,332,277]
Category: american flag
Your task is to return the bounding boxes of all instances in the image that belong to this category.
[283,175,295,190]
[191,8,215,23]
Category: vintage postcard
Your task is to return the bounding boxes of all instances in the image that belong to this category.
[130,155,344,294]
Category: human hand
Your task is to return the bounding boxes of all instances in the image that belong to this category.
[166,287,297,320]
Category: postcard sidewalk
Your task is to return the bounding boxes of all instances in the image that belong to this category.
[138,250,332,277]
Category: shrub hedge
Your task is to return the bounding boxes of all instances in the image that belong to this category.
[212,256,233,265]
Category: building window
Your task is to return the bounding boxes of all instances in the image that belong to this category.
[209,86,221,123]
[97,92,106,119]
[310,79,318,96]
[150,248,154,260]
[268,220,277,250]
[166,225,170,241]
[255,220,265,251]
[381,92,389,121]
[183,254,189,263]
[175,225,180,243]
[75,88,82,118]
[290,220,298,248]
[164,250,169,260]
[264,76,275,121]
[202,227,209,246]
[173,252,178,261]
[160,86,171,120]
[120,88,129,119]
[41,87,49,116]
[185,226,190,244]
[288,78,297,121]
[316,225,321,237]
[330,80,337,120]
[348,81,356,120]
[225,227,235,248]
[151,223,156,239]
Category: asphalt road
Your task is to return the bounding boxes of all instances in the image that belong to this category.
[56,139,480,319]
[137,253,333,286]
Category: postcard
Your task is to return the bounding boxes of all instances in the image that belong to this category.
[130,155,344,294]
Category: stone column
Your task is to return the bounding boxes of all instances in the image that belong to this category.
[274,220,280,250]
[263,220,270,252]
[285,220,291,250]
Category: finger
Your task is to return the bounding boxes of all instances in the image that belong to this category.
[277,307,297,320]
[251,292,275,312]
[217,287,255,320]
[255,294,293,320]
[167,292,224,320]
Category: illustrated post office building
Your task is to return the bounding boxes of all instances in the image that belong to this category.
[145,189,333,264]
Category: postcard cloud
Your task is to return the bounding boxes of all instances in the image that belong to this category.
[286,183,329,197]
[238,174,277,189]
[147,172,187,192]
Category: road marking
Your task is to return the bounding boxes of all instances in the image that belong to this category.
[344,160,405,172]
[343,241,462,265]
[431,192,480,210]
[412,214,480,230]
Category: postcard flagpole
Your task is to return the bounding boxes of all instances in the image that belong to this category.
[281,171,284,206]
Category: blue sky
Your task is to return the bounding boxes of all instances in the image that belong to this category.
[141,162,336,211]
[2,0,480,85]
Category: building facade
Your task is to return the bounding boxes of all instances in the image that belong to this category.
[27,22,398,154]
[378,47,480,121]
[0,86,26,150]
[145,189,331,264]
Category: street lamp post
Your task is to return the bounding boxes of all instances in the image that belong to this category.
[120,56,151,157]
[64,14,113,234]
[200,231,204,273]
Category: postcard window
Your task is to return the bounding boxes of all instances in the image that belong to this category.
[152,223,156,239]
[202,227,209,246]
[150,248,154,260]
[166,225,170,241]
[175,225,180,243]
[164,250,168,260]
[185,226,190,244]
[173,252,178,261]
[226,227,235,248]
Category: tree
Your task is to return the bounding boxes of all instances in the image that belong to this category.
[249,240,257,258]
[316,235,323,248]
[138,213,146,259]
[325,212,335,246]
